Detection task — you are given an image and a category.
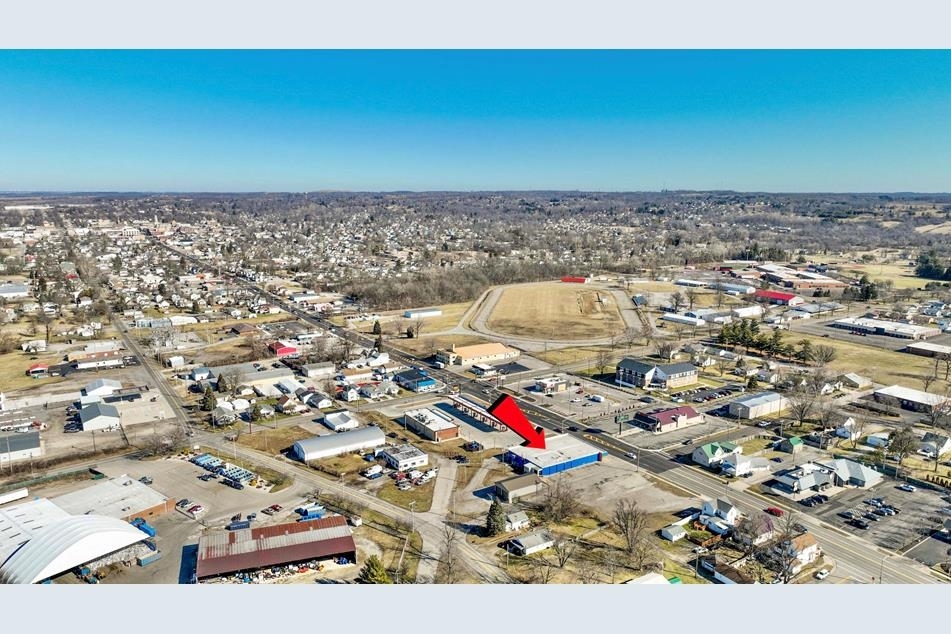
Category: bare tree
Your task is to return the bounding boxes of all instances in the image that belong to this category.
[669,291,686,312]
[732,511,772,558]
[552,537,578,568]
[413,318,424,339]
[888,427,919,466]
[436,524,460,584]
[684,287,699,311]
[657,342,676,361]
[540,476,579,523]
[811,345,837,369]
[622,326,641,351]
[921,371,939,394]
[924,390,951,430]
[574,555,600,584]
[594,350,612,377]
[611,499,656,569]
[391,317,406,338]
[787,384,817,428]
[771,511,804,584]
[848,416,868,449]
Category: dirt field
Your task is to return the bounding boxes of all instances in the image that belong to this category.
[388,333,489,357]
[486,282,625,340]
[235,425,315,454]
[344,301,475,334]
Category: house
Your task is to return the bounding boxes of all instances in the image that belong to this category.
[660,524,688,542]
[720,454,771,477]
[615,358,699,389]
[191,367,212,381]
[508,529,555,556]
[692,441,742,468]
[701,497,740,526]
[211,406,237,426]
[814,458,882,488]
[21,339,46,353]
[920,433,951,458]
[779,436,804,454]
[275,395,308,414]
[873,385,951,415]
[634,406,704,433]
[504,511,531,532]
[835,418,861,440]
[773,533,821,576]
[303,392,334,410]
[339,388,361,402]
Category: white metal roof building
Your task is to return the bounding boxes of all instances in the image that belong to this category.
[832,317,941,340]
[728,392,789,419]
[873,385,951,414]
[904,341,951,358]
[380,444,429,471]
[51,474,174,520]
[0,498,71,564]
[83,378,122,397]
[0,515,147,584]
[505,434,603,476]
[322,410,360,432]
[292,426,386,462]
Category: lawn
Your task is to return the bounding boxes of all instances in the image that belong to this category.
[785,332,937,386]
[486,282,626,341]
[346,301,475,335]
[739,437,774,455]
[836,262,930,290]
[235,425,314,454]
[0,350,67,391]
[375,478,434,512]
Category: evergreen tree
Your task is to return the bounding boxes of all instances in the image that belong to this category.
[216,375,229,394]
[249,402,262,422]
[485,498,506,537]
[372,320,382,335]
[358,555,392,584]
[200,386,217,412]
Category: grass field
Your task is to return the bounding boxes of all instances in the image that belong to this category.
[343,302,475,335]
[486,282,625,340]
[836,262,928,290]
[0,350,67,391]
[235,425,314,454]
[787,332,938,386]
[915,221,951,235]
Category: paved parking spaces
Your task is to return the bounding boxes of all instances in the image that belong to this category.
[625,417,737,450]
[809,481,950,552]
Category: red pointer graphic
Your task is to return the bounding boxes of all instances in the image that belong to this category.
[487,394,546,449]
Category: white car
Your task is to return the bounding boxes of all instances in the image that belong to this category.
[624,451,636,460]
[897,484,917,493]
[756,421,771,428]
[814,569,830,581]
[692,546,709,555]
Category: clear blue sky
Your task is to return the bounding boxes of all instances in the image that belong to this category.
[1,50,950,192]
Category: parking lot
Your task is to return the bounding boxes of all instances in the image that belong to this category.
[809,481,951,552]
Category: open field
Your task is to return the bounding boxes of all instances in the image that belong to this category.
[835,262,929,290]
[915,222,951,235]
[0,350,68,391]
[180,313,295,334]
[344,301,474,334]
[388,333,488,357]
[787,332,938,386]
[629,281,680,293]
[487,282,625,340]
[235,425,314,454]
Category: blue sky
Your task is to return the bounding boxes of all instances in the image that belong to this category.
[1,50,950,192]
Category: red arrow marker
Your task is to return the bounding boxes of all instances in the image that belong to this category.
[487,394,546,449]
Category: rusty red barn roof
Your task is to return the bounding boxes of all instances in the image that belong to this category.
[196,515,356,579]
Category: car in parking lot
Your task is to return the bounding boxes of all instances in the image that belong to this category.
[849,518,870,530]
[839,510,856,519]
[187,505,205,514]
[176,498,191,508]
[863,512,880,522]
[770,457,784,463]
[756,420,772,428]
[692,546,709,555]
[897,484,917,492]
[682,438,694,445]
[815,494,830,503]
[814,569,829,580]
[801,498,817,507]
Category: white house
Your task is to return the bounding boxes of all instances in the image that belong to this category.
[865,432,890,448]
[692,441,742,468]
[834,417,860,441]
[920,433,951,458]
[773,533,821,576]
[509,529,554,556]
[721,454,771,477]
[701,497,740,526]
[660,524,688,542]
[504,511,531,533]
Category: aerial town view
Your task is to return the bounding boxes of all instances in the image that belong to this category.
[2,49,951,588]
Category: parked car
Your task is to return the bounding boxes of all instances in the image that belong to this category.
[765,507,785,517]
[176,499,191,508]
[756,421,771,428]
[682,438,694,445]
[770,457,783,463]
[898,484,917,492]
[850,518,870,529]
[814,569,830,580]
[863,512,880,522]
[692,546,709,555]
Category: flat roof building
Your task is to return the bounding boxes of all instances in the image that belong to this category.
[51,474,175,521]
[505,434,602,476]
[403,408,460,443]
[728,391,789,419]
[292,426,386,462]
[0,431,42,465]
[436,342,520,367]
[380,444,429,471]
[832,317,941,340]
[195,515,357,581]
[873,385,951,415]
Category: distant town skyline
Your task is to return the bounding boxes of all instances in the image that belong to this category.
[2,50,950,193]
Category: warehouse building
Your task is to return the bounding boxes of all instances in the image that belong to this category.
[51,474,175,521]
[728,392,789,419]
[0,431,42,465]
[403,308,443,319]
[380,444,429,471]
[403,408,460,442]
[832,317,941,340]
[504,434,602,476]
[435,342,520,367]
[302,361,336,379]
[494,474,543,503]
[904,341,951,358]
[79,402,121,431]
[873,385,951,415]
[195,515,357,582]
[393,368,438,393]
[292,426,386,462]
[83,378,123,398]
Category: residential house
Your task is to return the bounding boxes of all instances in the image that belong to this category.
[700,497,740,535]
[508,529,554,556]
[692,441,742,469]
[921,433,951,459]
[504,511,531,533]
[779,436,804,454]
[773,533,821,576]
[276,395,308,414]
[720,454,771,477]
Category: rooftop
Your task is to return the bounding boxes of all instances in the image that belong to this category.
[404,408,458,432]
[506,433,601,469]
[51,474,170,519]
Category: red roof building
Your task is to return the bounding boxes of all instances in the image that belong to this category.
[267,341,298,357]
[26,363,49,376]
[754,289,803,306]
[196,515,356,580]
[634,406,704,433]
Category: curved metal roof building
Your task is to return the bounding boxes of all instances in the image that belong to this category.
[0,515,146,584]
[292,426,386,462]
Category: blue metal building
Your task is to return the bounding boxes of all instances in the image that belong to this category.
[505,434,602,476]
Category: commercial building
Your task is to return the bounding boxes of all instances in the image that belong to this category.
[267,340,299,358]
[292,426,386,462]
[728,391,788,419]
[435,342,520,367]
[494,474,542,503]
[0,431,42,465]
[615,358,699,389]
[51,474,175,521]
[74,351,125,370]
[380,444,429,471]
[634,406,704,433]
[754,289,804,306]
[403,308,443,319]
[504,434,602,476]
[691,441,741,468]
[472,363,498,377]
[302,362,336,379]
[393,369,438,393]
[755,263,846,290]
[832,317,941,340]
[904,341,951,358]
[660,313,707,328]
[195,515,357,582]
[873,385,950,415]
[0,283,29,299]
[79,402,121,431]
[534,376,569,394]
[83,378,123,398]
[402,408,460,443]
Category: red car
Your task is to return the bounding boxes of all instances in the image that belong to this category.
[765,507,784,517]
